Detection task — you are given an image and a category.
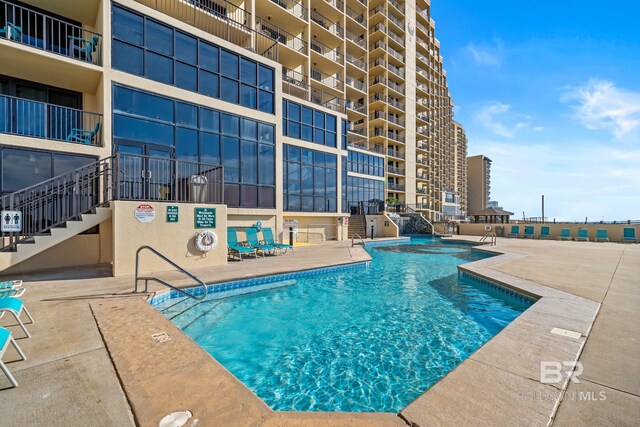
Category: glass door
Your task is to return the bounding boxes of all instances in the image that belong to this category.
[116,142,174,201]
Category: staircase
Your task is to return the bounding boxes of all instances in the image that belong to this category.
[348,215,367,239]
[0,208,111,271]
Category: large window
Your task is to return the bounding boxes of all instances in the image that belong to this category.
[283,145,337,212]
[112,5,275,114]
[112,85,276,208]
[345,176,385,213]
[282,100,338,147]
[347,150,384,177]
[0,146,95,195]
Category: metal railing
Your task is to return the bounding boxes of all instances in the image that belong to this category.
[0,94,103,146]
[134,246,208,299]
[310,10,343,37]
[311,68,342,90]
[388,183,405,191]
[310,39,344,64]
[256,17,306,53]
[387,165,405,175]
[387,148,405,159]
[270,0,307,20]
[135,0,278,61]
[345,76,366,92]
[282,69,346,113]
[346,53,367,70]
[345,7,366,27]
[1,153,224,251]
[346,100,366,114]
[345,29,367,49]
[0,0,102,65]
[351,233,365,247]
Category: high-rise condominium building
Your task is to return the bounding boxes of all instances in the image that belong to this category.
[0,0,461,274]
[451,121,467,218]
[467,154,492,214]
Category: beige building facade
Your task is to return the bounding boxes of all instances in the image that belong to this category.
[0,0,462,275]
[467,154,492,214]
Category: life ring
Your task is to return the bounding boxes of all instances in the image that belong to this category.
[484,225,492,232]
[195,230,217,253]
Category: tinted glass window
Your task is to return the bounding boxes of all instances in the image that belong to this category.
[112,41,143,75]
[199,42,219,72]
[146,52,173,84]
[258,65,273,90]
[113,7,143,45]
[240,58,257,85]
[175,32,197,64]
[175,63,197,91]
[220,50,239,79]
[146,20,173,55]
[220,78,238,104]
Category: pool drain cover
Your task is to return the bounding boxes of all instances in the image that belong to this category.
[550,327,582,340]
[159,410,192,427]
[152,332,171,343]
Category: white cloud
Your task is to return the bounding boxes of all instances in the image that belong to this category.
[464,40,504,67]
[470,138,640,221]
[561,79,640,139]
[473,102,533,138]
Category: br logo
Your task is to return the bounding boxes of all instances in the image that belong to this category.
[540,361,584,384]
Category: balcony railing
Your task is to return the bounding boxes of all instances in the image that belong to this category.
[345,7,366,27]
[345,76,366,92]
[346,101,366,115]
[389,0,404,13]
[269,0,307,20]
[387,148,405,159]
[324,0,344,11]
[282,69,346,113]
[311,68,342,90]
[135,0,278,61]
[0,0,102,65]
[310,39,344,64]
[345,29,367,49]
[388,14,404,31]
[0,94,103,146]
[388,183,405,191]
[346,53,367,70]
[310,10,343,37]
[388,165,405,175]
[256,17,306,53]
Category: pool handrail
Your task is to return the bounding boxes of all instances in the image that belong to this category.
[352,233,366,247]
[134,245,208,300]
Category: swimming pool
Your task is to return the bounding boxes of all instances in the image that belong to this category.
[154,237,533,412]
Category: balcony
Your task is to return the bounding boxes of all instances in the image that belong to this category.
[269,0,307,20]
[0,94,102,146]
[388,183,405,192]
[0,0,102,65]
[345,6,366,28]
[311,10,343,38]
[345,76,366,93]
[417,187,428,195]
[346,100,366,115]
[387,165,404,175]
[311,68,343,91]
[256,17,306,55]
[310,39,344,64]
[282,68,346,113]
[346,52,367,71]
[387,148,405,159]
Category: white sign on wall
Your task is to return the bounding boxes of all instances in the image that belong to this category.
[1,210,22,232]
[134,204,156,223]
[283,219,299,238]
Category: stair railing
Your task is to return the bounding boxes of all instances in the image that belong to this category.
[134,246,208,300]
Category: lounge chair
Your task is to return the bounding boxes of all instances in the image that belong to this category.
[0,23,22,41]
[68,34,99,63]
[622,228,638,243]
[537,226,550,239]
[261,227,294,254]
[523,226,535,239]
[245,228,277,257]
[557,228,572,241]
[507,225,520,238]
[0,287,25,298]
[227,228,257,260]
[0,280,22,290]
[577,229,589,242]
[66,122,100,145]
[0,297,34,338]
[595,229,609,242]
[0,327,26,387]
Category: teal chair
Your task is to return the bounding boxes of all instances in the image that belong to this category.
[537,226,550,239]
[245,228,277,257]
[523,226,535,239]
[0,23,22,41]
[0,327,27,387]
[622,228,638,243]
[0,280,22,290]
[0,297,34,338]
[67,122,100,145]
[558,228,572,241]
[507,225,520,238]
[227,228,257,260]
[577,229,589,242]
[261,227,294,254]
[68,34,100,63]
[595,229,609,242]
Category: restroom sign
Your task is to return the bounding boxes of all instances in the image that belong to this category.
[1,210,22,232]
[134,204,156,223]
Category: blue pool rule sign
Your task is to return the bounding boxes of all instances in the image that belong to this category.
[194,208,216,228]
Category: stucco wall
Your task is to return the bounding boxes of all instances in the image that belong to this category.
[111,201,227,276]
[364,215,400,238]
[459,222,636,242]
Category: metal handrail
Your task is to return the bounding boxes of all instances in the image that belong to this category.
[134,246,208,300]
[480,232,497,246]
[351,233,365,247]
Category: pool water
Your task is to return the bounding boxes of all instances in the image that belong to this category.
[156,237,532,412]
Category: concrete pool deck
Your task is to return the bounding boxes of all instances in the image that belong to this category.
[0,236,638,426]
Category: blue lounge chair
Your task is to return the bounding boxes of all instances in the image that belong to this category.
[0,23,22,41]
[595,229,609,242]
[227,228,257,260]
[262,227,294,254]
[577,229,589,242]
[0,297,33,338]
[0,327,26,387]
[0,280,22,290]
[622,228,638,243]
[0,287,25,298]
[558,228,572,241]
[68,34,99,63]
[523,226,535,239]
[245,228,277,257]
[507,225,520,238]
[537,226,550,239]
[67,122,100,145]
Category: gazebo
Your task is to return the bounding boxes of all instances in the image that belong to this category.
[471,206,514,224]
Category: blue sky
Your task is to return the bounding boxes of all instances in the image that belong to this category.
[431,1,640,221]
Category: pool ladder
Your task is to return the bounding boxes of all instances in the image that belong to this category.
[480,232,497,246]
[134,245,208,300]
[351,234,366,247]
